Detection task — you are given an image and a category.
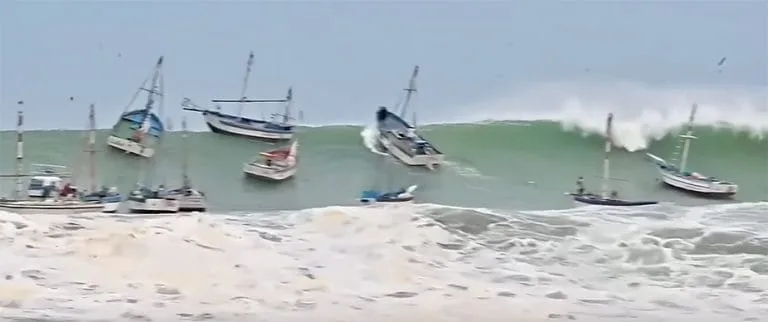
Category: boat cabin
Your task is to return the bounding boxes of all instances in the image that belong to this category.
[27,175,63,198]
[259,149,291,167]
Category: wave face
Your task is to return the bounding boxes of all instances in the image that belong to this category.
[1,202,767,321]
[435,81,768,152]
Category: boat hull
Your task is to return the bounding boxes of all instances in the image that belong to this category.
[378,135,444,166]
[243,163,297,181]
[659,169,737,198]
[166,189,207,212]
[0,200,105,215]
[126,198,180,214]
[106,135,155,158]
[570,194,658,207]
[204,113,293,141]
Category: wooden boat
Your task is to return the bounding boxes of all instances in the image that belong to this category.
[375,66,443,169]
[569,113,658,207]
[0,110,105,214]
[243,139,299,181]
[166,117,207,212]
[182,51,296,141]
[106,56,166,158]
[646,104,737,198]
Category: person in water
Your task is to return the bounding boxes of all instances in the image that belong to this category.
[576,176,585,195]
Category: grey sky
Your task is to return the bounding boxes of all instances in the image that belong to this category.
[1,1,765,130]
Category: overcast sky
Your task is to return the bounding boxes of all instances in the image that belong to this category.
[1,1,765,130]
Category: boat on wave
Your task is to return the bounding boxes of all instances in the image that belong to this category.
[375,65,444,169]
[0,110,105,214]
[243,139,299,181]
[567,113,658,207]
[181,51,297,141]
[645,104,738,198]
[165,117,207,212]
[106,56,166,158]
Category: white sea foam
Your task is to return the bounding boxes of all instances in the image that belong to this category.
[450,81,768,151]
[0,202,766,321]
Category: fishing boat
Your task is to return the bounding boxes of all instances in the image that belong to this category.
[25,164,69,198]
[376,65,444,169]
[166,117,207,212]
[181,51,295,141]
[78,104,124,213]
[126,186,180,214]
[360,185,418,204]
[359,156,419,204]
[106,56,166,158]
[243,139,299,181]
[0,110,105,214]
[125,116,180,214]
[646,104,738,198]
[568,113,658,207]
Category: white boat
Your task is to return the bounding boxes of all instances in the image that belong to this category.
[166,117,207,212]
[0,109,105,214]
[0,199,104,215]
[25,164,68,198]
[126,187,180,214]
[106,56,166,158]
[243,139,299,181]
[375,66,444,169]
[646,103,738,198]
[182,51,297,141]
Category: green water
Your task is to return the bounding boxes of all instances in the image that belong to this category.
[0,122,766,212]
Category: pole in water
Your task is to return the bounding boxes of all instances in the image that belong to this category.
[15,105,24,200]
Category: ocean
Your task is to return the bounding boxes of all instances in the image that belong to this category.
[0,119,767,321]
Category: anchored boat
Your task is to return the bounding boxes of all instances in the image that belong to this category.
[646,104,738,198]
[182,51,296,141]
[243,139,299,181]
[106,56,166,158]
[166,117,207,212]
[568,113,658,207]
[376,66,443,169]
[0,110,105,214]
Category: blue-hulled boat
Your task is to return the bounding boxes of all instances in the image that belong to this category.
[360,185,418,204]
[181,51,296,141]
[106,56,166,158]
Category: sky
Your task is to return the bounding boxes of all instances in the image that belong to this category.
[0,1,765,130]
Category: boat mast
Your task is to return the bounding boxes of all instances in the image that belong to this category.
[398,65,419,120]
[87,104,97,192]
[14,109,24,200]
[237,51,255,117]
[181,117,190,187]
[678,104,698,172]
[138,56,164,130]
[282,87,293,124]
[601,113,613,199]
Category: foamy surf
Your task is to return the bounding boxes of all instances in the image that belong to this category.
[360,125,389,156]
[0,202,766,321]
[452,81,768,151]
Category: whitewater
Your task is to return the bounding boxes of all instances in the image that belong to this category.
[1,202,768,321]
